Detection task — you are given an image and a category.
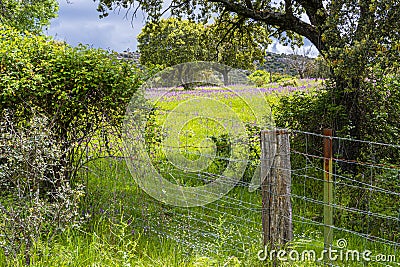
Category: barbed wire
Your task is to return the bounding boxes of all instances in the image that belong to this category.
[84,121,400,265]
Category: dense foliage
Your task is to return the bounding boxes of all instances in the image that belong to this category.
[0,0,58,33]
[97,0,400,157]
[248,70,298,87]
[0,24,144,263]
[138,17,269,85]
[0,24,143,178]
[275,75,400,237]
[138,18,206,68]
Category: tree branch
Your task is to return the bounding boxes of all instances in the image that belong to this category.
[355,0,372,42]
[295,0,326,27]
[285,0,293,16]
[209,0,326,52]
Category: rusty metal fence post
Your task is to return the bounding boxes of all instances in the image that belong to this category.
[323,128,333,263]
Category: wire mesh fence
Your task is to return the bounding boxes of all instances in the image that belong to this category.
[70,63,400,266]
[80,105,400,266]
[288,129,400,266]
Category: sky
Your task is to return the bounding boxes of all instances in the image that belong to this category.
[46,0,144,52]
[46,0,318,56]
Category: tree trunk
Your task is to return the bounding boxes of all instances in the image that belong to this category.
[222,67,229,86]
[222,69,229,86]
[298,70,304,79]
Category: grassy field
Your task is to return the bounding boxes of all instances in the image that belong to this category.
[1,79,399,266]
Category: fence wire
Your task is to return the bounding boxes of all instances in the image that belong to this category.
[82,108,400,266]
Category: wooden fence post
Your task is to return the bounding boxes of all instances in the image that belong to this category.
[261,129,293,254]
[323,128,333,262]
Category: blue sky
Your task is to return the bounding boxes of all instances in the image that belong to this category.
[46,0,144,52]
[46,0,318,56]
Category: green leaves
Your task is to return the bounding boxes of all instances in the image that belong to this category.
[0,0,58,33]
[137,17,270,73]
[0,25,143,177]
[138,18,207,68]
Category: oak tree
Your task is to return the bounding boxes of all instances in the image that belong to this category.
[138,18,206,68]
[137,17,270,85]
[98,0,400,151]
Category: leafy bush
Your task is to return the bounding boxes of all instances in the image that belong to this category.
[0,25,143,180]
[242,123,261,184]
[0,25,146,263]
[249,70,297,87]
[248,70,271,87]
[275,75,400,239]
[275,88,347,133]
[207,134,231,176]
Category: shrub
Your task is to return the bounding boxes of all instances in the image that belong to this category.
[248,70,271,87]
[0,112,85,265]
[249,70,298,87]
[0,25,143,180]
[274,75,400,239]
[278,78,298,87]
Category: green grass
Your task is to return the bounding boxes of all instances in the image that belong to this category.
[2,158,398,266]
[1,80,399,266]
[4,158,396,267]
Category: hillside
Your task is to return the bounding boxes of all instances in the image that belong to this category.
[259,52,312,76]
[117,50,326,78]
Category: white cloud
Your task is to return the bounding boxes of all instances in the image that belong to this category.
[46,0,145,52]
[267,38,319,58]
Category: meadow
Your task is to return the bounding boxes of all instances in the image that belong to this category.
[1,78,399,267]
